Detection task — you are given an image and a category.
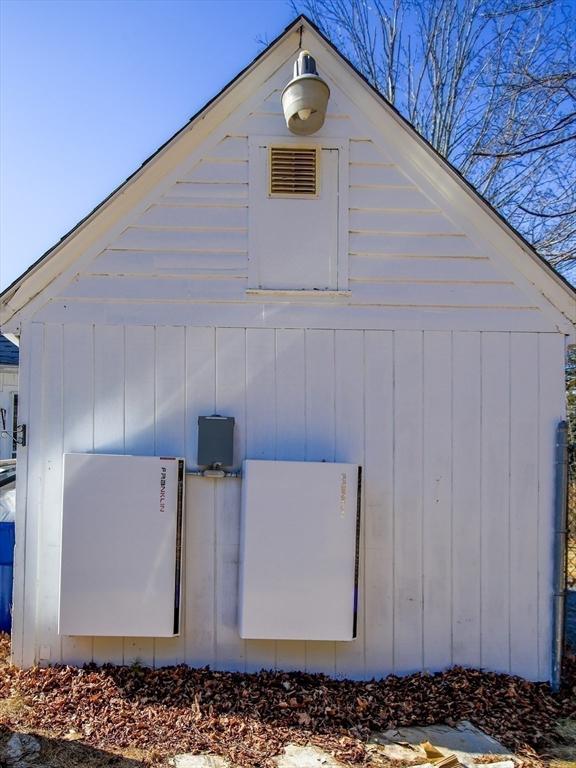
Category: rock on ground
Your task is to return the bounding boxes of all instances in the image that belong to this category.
[274,745,346,767]
[2,732,43,767]
[168,755,231,768]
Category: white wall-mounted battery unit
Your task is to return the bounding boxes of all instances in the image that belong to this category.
[239,460,361,641]
[59,453,185,637]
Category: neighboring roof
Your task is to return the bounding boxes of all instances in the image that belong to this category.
[0,336,19,366]
[0,14,574,330]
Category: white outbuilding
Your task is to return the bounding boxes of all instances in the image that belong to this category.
[1,16,575,682]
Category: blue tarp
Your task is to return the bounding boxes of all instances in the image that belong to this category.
[0,522,15,632]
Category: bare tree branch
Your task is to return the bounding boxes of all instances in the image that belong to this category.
[474,132,576,156]
[293,0,576,276]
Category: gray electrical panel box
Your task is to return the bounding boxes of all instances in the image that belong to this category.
[198,415,235,467]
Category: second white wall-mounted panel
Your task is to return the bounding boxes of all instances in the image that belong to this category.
[239,459,360,641]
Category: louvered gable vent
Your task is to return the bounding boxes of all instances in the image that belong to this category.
[269,146,319,197]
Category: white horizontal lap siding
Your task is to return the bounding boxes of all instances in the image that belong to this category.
[82,136,249,290]
[19,323,563,681]
[0,371,18,461]
[0,369,18,387]
[240,111,353,139]
[347,139,540,316]
[64,276,248,301]
[34,127,556,331]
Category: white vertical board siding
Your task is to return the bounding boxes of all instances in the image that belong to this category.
[184,327,216,668]
[92,326,125,666]
[393,331,424,673]
[20,324,565,680]
[274,329,307,672]
[304,330,337,675]
[154,326,187,666]
[364,331,394,677]
[35,325,63,666]
[422,333,452,671]
[215,328,247,671]
[480,334,511,673]
[123,326,155,666]
[244,329,277,672]
[60,325,96,666]
[509,334,539,677]
[334,331,365,678]
[451,333,482,668]
[12,324,44,668]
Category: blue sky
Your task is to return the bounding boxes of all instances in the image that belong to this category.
[0,0,294,289]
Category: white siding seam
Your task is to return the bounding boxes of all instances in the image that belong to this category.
[449,331,454,668]
[152,326,158,668]
[351,255,491,261]
[57,325,64,664]
[536,336,541,678]
[349,208,443,214]
[90,323,97,664]
[81,275,249,281]
[181,328,189,666]
[348,279,514,286]
[213,328,218,670]
[171,180,249,187]
[362,331,367,675]
[154,202,249,209]
[87,249,250,255]
[242,328,249,673]
[303,329,309,673]
[349,232,467,238]
[53,298,542,311]
[479,333,484,670]
[273,328,279,670]
[121,325,127,665]
[33,329,47,664]
[350,182,414,187]
[34,325,46,665]
[125,226,248,233]
[201,159,248,165]
[507,332,512,675]
[420,331,425,672]
[242,327,248,673]
[391,330,396,675]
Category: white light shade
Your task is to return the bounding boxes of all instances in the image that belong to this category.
[281,51,330,136]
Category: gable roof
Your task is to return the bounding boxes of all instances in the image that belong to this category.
[1,14,574,332]
[0,335,19,366]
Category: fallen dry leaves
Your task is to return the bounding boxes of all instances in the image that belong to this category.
[0,634,574,767]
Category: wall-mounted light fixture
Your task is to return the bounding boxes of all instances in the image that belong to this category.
[281,50,330,136]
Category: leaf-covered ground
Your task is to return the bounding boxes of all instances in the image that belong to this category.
[1,634,574,767]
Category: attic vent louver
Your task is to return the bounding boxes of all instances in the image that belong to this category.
[269,146,319,197]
